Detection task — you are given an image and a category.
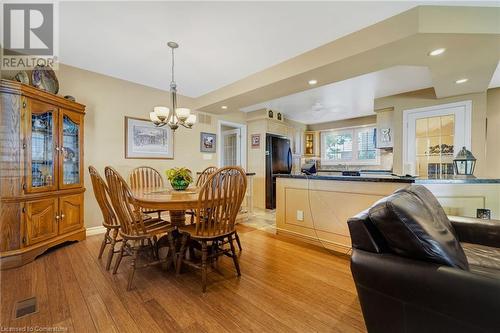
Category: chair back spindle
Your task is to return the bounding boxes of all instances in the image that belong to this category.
[105,166,147,237]
[195,167,247,237]
[130,166,164,189]
[196,166,218,187]
[89,166,118,228]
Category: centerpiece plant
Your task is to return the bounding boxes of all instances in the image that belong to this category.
[166,167,193,191]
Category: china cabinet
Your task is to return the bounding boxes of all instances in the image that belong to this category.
[0,80,86,269]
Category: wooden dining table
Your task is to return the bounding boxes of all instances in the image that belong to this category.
[131,186,201,226]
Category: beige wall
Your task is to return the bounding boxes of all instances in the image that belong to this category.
[487,88,500,178]
[375,88,489,176]
[54,64,246,228]
[307,115,376,131]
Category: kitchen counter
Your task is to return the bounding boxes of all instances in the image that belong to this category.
[415,177,500,184]
[275,174,500,255]
[275,173,500,184]
[275,173,414,183]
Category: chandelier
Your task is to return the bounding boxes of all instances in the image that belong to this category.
[149,41,196,131]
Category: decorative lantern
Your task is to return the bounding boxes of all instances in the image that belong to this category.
[453,146,476,177]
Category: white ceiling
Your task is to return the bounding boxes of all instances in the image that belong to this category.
[240,66,434,124]
[59,1,497,98]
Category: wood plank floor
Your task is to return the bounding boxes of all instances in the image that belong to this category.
[0,224,366,332]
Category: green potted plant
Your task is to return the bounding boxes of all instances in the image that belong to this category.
[166,167,193,191]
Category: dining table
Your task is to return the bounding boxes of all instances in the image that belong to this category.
[131,186,201,226]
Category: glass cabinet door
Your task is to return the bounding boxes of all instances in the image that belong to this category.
[59,110,83,188]
[27,101,58,193]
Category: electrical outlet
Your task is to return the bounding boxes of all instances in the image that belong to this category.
[296,210,304,221]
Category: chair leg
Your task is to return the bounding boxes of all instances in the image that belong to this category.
[235,231,242,251]
[98,229,110,259]
[229,235,241,276]
[127,245,139,291]
[105,229,118,271]
[201,241,208,293]
[176,233,188,276]
[113,240,127,274]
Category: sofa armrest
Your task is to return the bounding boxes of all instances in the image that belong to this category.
[449,215,500,248]
[351,249,500,333]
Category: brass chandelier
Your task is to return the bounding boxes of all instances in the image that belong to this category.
[149,41,196,131]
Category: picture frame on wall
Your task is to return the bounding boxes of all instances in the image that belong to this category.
[251,134,261,149]
[125,116,174,159]
[200,132,216,153]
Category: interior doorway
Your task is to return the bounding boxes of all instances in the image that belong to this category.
[217,120,247,169]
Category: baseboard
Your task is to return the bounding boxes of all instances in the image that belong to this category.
[276,227,351,255]
[86,226,106,236]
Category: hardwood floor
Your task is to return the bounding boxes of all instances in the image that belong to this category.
[0,224,366,332]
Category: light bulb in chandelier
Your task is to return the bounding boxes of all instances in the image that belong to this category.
[186,114,197,126]
[176,108,191,122]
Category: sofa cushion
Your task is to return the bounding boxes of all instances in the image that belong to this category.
[368,189,469,270]
[400,185,456,236]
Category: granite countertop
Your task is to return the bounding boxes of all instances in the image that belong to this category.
[415,177,500,184]
[274,173,415,183]
[275,173,500,184]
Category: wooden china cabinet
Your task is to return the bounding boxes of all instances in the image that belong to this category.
[0,79,86,269]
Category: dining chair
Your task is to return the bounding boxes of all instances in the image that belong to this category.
[105,166,177,290]
[187,166,218,224]
[196,166,218,186]
[176,166,247,292]
[129,166,167,219]
[89,166,121,271]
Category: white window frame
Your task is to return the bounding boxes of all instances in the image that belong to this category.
[403,100,472,176]
[320,124,380,166]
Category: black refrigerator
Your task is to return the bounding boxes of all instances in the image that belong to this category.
[266,134,292,209]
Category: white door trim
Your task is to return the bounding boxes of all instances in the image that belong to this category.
[217,120,247,170]
[402,100,472,175]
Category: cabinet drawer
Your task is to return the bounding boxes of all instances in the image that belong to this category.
[59,193,84,234]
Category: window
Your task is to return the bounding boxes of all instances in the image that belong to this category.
[403,101,472,177]
[321,125,378,165]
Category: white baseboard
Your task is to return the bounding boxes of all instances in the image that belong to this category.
[86,226,106,236]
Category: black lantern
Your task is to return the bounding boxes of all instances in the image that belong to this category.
[453,146,476,177]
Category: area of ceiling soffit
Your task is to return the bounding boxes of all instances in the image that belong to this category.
[192,6,500,114]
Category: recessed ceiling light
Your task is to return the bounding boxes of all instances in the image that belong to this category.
[308,79,318,85]
[221,105,228,109]
[455,78,468,84]
[429,48,446,56]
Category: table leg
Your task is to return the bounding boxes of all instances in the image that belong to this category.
[169,210,186,227]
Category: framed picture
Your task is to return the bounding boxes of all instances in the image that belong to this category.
[200,132,216,153]
[251,134,261,149]
[125,116,174,159]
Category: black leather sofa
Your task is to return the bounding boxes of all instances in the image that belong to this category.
[348,185,500,333]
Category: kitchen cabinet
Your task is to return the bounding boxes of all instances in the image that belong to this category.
[304,131,319,156]
[375,107,394,149]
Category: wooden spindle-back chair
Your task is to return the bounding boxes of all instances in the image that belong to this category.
[89,166,121,270]
[187,166,218,224]
[129,166,166,219]
[196,166,218,186]
[177,166,247,292]
[105,166,176,290]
